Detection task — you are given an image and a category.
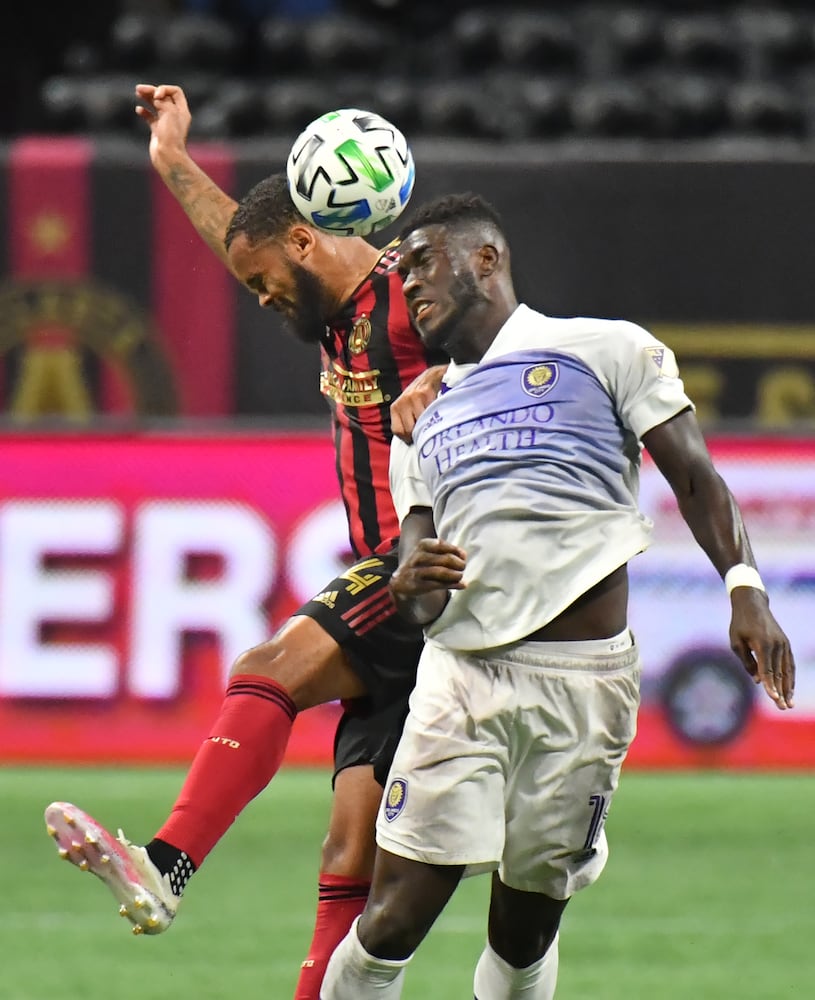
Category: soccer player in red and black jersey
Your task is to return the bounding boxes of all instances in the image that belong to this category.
[44,84,445,1000]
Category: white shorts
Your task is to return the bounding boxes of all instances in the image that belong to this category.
[375,634,641,898]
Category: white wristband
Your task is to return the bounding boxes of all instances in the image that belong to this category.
[724,564,765,596]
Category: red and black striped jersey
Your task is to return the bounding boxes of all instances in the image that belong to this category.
[319,246,441,558]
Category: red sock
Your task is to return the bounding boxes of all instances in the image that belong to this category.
[293,873,371,1000]
[155,674,296,867]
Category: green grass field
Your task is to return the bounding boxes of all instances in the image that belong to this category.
[3,767,812,999]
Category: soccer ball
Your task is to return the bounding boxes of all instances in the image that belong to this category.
[286,108,416,238]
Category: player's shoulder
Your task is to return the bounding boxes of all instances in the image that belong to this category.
[538,313,664,357]
[376,240,402,274]
[554,313,653,339]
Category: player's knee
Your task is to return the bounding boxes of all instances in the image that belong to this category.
[358,894,426,960]
[490,913,562,968]
[491,930,554,969]
[320,828,375,881]
[228,640,282,682]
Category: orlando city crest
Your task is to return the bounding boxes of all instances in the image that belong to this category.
[349,315,372,355]
[522,362,559,398]
[383,778,408,822]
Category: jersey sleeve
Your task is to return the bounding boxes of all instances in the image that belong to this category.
[611,321,694,440]
[389,437,431,524]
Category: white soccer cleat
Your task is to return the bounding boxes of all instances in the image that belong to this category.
[44,801,179,935]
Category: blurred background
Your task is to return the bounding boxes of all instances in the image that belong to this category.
[1,4,814,997]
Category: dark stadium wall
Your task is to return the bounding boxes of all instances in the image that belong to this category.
[233,148,815,428]
[2,138,815,426]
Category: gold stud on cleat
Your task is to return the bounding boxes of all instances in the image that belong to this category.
[100,854,110,864]
[58,848,69,859]
[133,898,144,910]
[147,917,160,929]
[78,860,89,871]
[132,925,144,936]
[63,812,76,826]
[119,905,129,918]
[46,824,57,837]
[84,833,98,845]
[71,841,81,851]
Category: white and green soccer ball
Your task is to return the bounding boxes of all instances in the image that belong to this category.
[286,108,416,237]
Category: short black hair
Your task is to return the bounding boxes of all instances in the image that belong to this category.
[225,173,308,250]
[399,193,504,240]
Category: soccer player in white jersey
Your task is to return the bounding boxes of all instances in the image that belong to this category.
[319,193,795,1000]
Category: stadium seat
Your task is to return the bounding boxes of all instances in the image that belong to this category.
[726,80,806,137]
[650,73,728,139]
[490,73,572,139]
[418,80,502,138]
[497,11,579,75]
[733,7,815,78]
[109,12,160,72]
[85,75,145,133]
[449,9,503,73]
[39,77,89,133]
[155,13,243,73]
[260,80,338,135]
[302,14,397,75]
[334,76,420,135]
[662,13,742,76]
[605,7,667,74]
[193,79,262,138]
[571,79,659,138]
[256,16,312,77]
[60,42,103,77]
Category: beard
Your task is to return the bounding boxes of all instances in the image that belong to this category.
[428,268,486,361]
[283,264,333,344]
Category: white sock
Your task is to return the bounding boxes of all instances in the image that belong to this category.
[473,934,559,1000]
[320,916,411,999]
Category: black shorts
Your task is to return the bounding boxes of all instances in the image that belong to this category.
[332,698,410,788]
[295,548,424,786]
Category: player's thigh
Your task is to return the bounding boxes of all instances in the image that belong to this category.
[501,652,641,897]
[333,698,410,790]
[359,849,464,959]
[321,764,381,878]
[231,614,366,708]
[375,643,509,869]
[297,549,424,712]
[235,550,422,711]
[321,698,411,878]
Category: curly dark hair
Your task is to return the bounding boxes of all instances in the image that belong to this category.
[398,193,505,240]
[224,174,307,250]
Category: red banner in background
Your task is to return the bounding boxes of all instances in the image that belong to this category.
[0,432,813,769]
[9,137,92,279]
[4,137,235,423]
[151,144,235,416]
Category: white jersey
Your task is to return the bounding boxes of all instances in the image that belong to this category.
[389,304,693,652]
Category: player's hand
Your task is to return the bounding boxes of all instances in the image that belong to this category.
[389,538,466,625]
[390,364,448,443]
[391,537,467,597]
[728,588,795,710]
[134,84,192,169]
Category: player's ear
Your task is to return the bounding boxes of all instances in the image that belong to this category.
[477,243,500,275]
[288,223,317,260]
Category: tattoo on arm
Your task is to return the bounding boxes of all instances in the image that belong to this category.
[163,163,238,266]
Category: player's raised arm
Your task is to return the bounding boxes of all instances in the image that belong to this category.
[134,83,238,273]
[642,409,795,711]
